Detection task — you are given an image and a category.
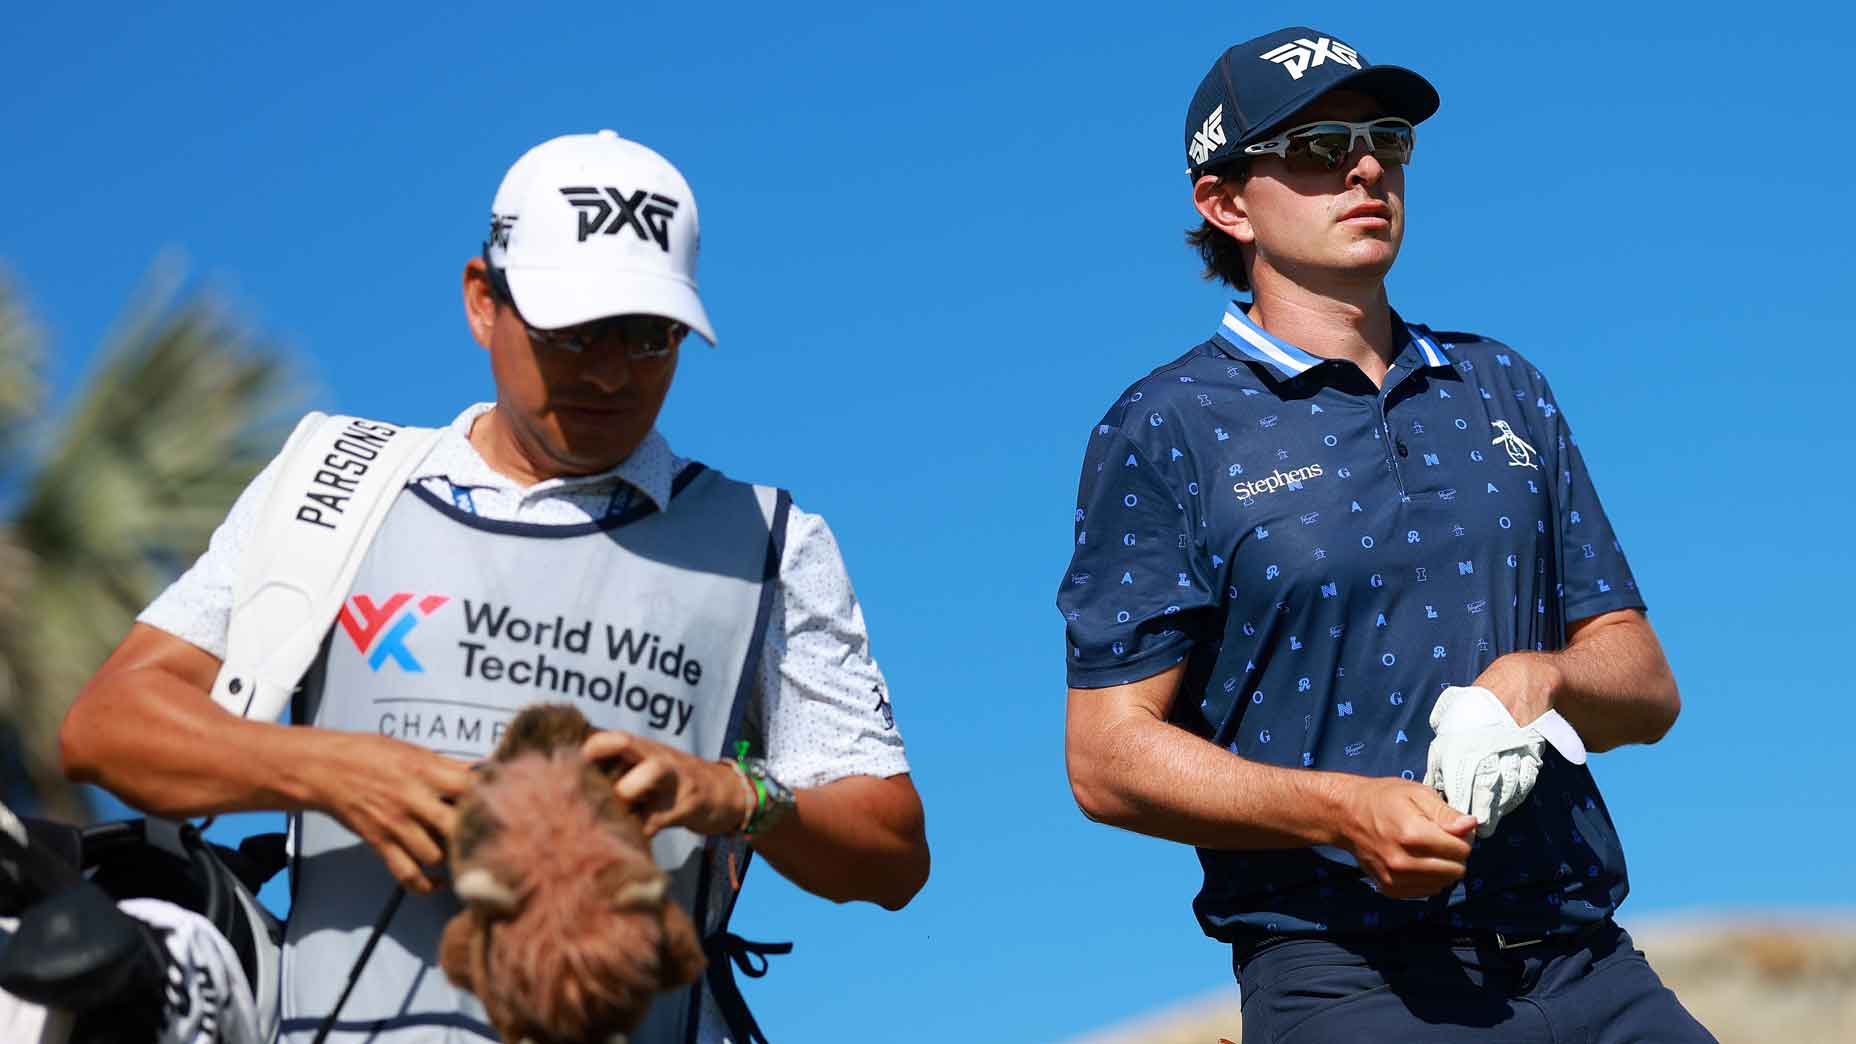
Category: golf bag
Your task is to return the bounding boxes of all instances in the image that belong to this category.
[0,808,284,1042]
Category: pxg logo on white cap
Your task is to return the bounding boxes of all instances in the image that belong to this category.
[558,187,680,250]
[487,130,715,345]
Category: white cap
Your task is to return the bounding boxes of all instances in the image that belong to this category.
[486,130,715,344]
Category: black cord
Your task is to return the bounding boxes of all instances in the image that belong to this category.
[310,885,406,1044]
[703,931,792,1044]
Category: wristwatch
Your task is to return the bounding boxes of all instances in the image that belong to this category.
[737,756,795,836]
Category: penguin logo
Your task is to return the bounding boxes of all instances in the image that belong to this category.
[1490,420,1539,469]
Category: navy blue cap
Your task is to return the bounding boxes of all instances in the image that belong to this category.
[1184,27,1440,178]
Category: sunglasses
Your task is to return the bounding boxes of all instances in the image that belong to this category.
[1241,117,1415,173]
[520,314,684,359]
[480,251,684,360]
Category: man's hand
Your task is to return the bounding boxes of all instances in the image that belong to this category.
[581,731,752,838]
[61,624,480,897]
[312,733,473,895]
[1336,776,1478,899]
[1424,685,1547,839]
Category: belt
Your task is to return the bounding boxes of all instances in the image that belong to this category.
[1235,918,1608,962]
[1408,918,1611,954]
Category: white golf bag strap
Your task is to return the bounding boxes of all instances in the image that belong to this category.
[208,413,442,723]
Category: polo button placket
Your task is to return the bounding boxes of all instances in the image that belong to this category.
[1382,391,1407,488]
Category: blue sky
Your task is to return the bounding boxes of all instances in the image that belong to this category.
[7,1,1853,1040]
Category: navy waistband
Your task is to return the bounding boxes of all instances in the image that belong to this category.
[1233,917,1616,965]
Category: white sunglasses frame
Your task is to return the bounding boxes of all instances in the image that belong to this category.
[1240,117,1417,168]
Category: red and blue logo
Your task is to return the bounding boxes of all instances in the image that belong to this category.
[339,593,450,672]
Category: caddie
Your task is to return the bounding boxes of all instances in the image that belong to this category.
[1058,27,1714,1042]
[61,130,929,1044]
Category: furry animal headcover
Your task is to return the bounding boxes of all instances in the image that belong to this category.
[439,704,706,1044]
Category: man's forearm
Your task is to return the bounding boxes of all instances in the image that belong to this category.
[1549,609,1680,751]
[62,660,326,818]
[747,774,928,911]
[1066,668,1480,896]
[1066,692,1355,850]
[71,625,473,895]
[1477,609,1680,753]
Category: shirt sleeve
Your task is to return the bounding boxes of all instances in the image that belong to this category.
[1538,375,1647,625]
[752,503,909,790]
[1057,423,1219,689]
[135,453,284,659]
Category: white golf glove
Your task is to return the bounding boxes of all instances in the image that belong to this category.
[1424,686,1545,839]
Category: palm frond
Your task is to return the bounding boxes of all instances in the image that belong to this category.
[0,261,303,819]
[0,272,46,501]
[0,272,48,808]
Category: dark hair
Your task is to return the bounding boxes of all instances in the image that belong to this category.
[1185,161,1252,292]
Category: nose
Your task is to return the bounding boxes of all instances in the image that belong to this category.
[1347,146,1384,189]
[576,348,635,394]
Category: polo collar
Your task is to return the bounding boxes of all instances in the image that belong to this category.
[417,402,675,511]
[1211,301,1448,379]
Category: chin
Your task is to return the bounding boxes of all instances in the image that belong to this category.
[1338,243,1400,279]
[543,433,643,474]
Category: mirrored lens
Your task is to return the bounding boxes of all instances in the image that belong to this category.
[1282,121,1413,171]
[1285,125,1355,170]
[1367,121,1414,164]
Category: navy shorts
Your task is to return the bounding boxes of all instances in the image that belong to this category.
[1232,920,1716,1043]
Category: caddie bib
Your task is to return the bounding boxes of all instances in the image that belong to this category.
[277,464,787,1044]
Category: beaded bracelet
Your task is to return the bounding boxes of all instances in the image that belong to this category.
[731,739,764,833]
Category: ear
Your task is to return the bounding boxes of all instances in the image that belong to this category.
[611,873,668,911]
[463,257,499,350]
[1193,174,1254,246]
[600,860,670,911]
[454,866,524,916]
[499,703,594,761]
[550,704,596,747]
[449,797,497,867]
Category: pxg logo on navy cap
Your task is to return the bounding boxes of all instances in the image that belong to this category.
[1184,27,1440,178]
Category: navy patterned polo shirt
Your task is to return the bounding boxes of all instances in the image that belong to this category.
[1057,301,1646,941]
